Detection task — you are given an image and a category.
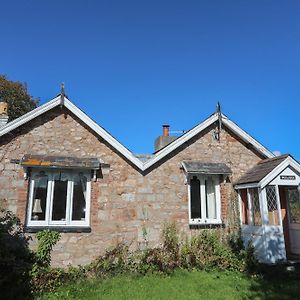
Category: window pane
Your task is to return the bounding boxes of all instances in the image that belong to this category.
[191,176,201,219]
[266,186,279,226]
[287,189,300,224]
[72,174,87,221]
[249,188,261,226]
[206,178,216,219]
[31,172,48,221]
[52,172,68,221]
[241,189,249,225]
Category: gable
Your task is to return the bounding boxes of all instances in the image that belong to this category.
[0,94,275,172]
[235,155,300,188]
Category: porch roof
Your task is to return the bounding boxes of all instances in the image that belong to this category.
[235,154,289,185]
[20,154,102,170]
[182,161,232,175]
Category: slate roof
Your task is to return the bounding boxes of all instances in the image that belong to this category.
[182,161,232,175]
[20,154,101,169]
[235,154,290,185]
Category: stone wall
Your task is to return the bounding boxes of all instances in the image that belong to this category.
[0,107,264,266]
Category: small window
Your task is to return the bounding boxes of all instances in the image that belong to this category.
[31,172,48,221]
[190,176,201,219]
[240,189,249,225]
[189,175,221,224]
[287,188,300,224]
[27,169,91,227]
[248,188,261,226]
[266,185,280,226]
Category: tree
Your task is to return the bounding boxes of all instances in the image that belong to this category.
[0,75,39,121]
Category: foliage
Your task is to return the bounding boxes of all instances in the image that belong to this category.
[35,230,61,268]
[31,230,63,294]
[0,74,39,121]
[0,216,258,297]
[0,208,34,299]
[37,268,300,300]
[227,188,240,234]
[32,266,87,294]
[89,243,130,277]
[181,230,245,271]
[139,222,181,273]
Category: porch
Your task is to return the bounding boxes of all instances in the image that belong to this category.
[235,155,300,264]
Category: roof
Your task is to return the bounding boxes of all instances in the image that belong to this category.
[20,154,101,169]
[0,94,275,172]
[235,154,290,185]
[182,161,232,175]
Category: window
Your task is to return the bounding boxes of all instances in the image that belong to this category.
[27,169,91,227]
[266,185,280,226]
[188,175,221,224]
[240,189,249,225]
[287,188,300,224]
[248,188,261,226]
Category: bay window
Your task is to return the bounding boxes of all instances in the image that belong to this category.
[27,169,91,227]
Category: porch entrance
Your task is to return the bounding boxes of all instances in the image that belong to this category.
[280,186,300,256]
[235,155,300,263]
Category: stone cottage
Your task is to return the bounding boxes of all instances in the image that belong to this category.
[0,93,299,265]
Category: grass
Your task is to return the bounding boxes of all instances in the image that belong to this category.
[38,268,300,300]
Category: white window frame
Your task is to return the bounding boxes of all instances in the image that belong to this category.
[26,169,91,227]
[188,174,222,225]
[246,187,262,226]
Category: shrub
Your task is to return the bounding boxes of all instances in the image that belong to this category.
[35,230,61,268]
[139,222,181,273]
[31,230,63,294]
[89,243,130,277]
[228,233,258,272]
[31,266,87,294]
[0,208,34,299]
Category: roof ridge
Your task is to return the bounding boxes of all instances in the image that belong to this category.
[0,94,276,172]
[258,154,290,165]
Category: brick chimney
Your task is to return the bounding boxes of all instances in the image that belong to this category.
[154,124,177,152]
[0,102,8,127]
[162,124,170,137]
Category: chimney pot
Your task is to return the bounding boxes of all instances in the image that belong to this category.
[0,102,8,127]
[162,124,170,137]
[0,102,8,115]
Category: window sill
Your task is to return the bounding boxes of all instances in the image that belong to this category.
[25,226,91,233]
[189,223,224,229]
[189,219,222,225]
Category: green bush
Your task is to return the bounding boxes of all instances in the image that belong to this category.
[35,230,61,268]
[139,223,181,273]
[89,243,130,277]
[0,208,34,299]
[32,266,87,294]
[140,224,256,274]
[0,206,259,296]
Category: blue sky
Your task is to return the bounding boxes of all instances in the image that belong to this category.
[1,0,300,159]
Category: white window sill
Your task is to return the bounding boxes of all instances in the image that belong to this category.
[189,219,222,226]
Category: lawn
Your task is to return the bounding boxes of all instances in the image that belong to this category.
[38,268,300,300]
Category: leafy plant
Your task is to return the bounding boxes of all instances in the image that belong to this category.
[0,208,34,299]
[35,230,61,268]
[89,243,130,277]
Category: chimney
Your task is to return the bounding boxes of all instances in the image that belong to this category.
[154,124,177,152]
[0,102,8,127]
[162,125,170,137]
